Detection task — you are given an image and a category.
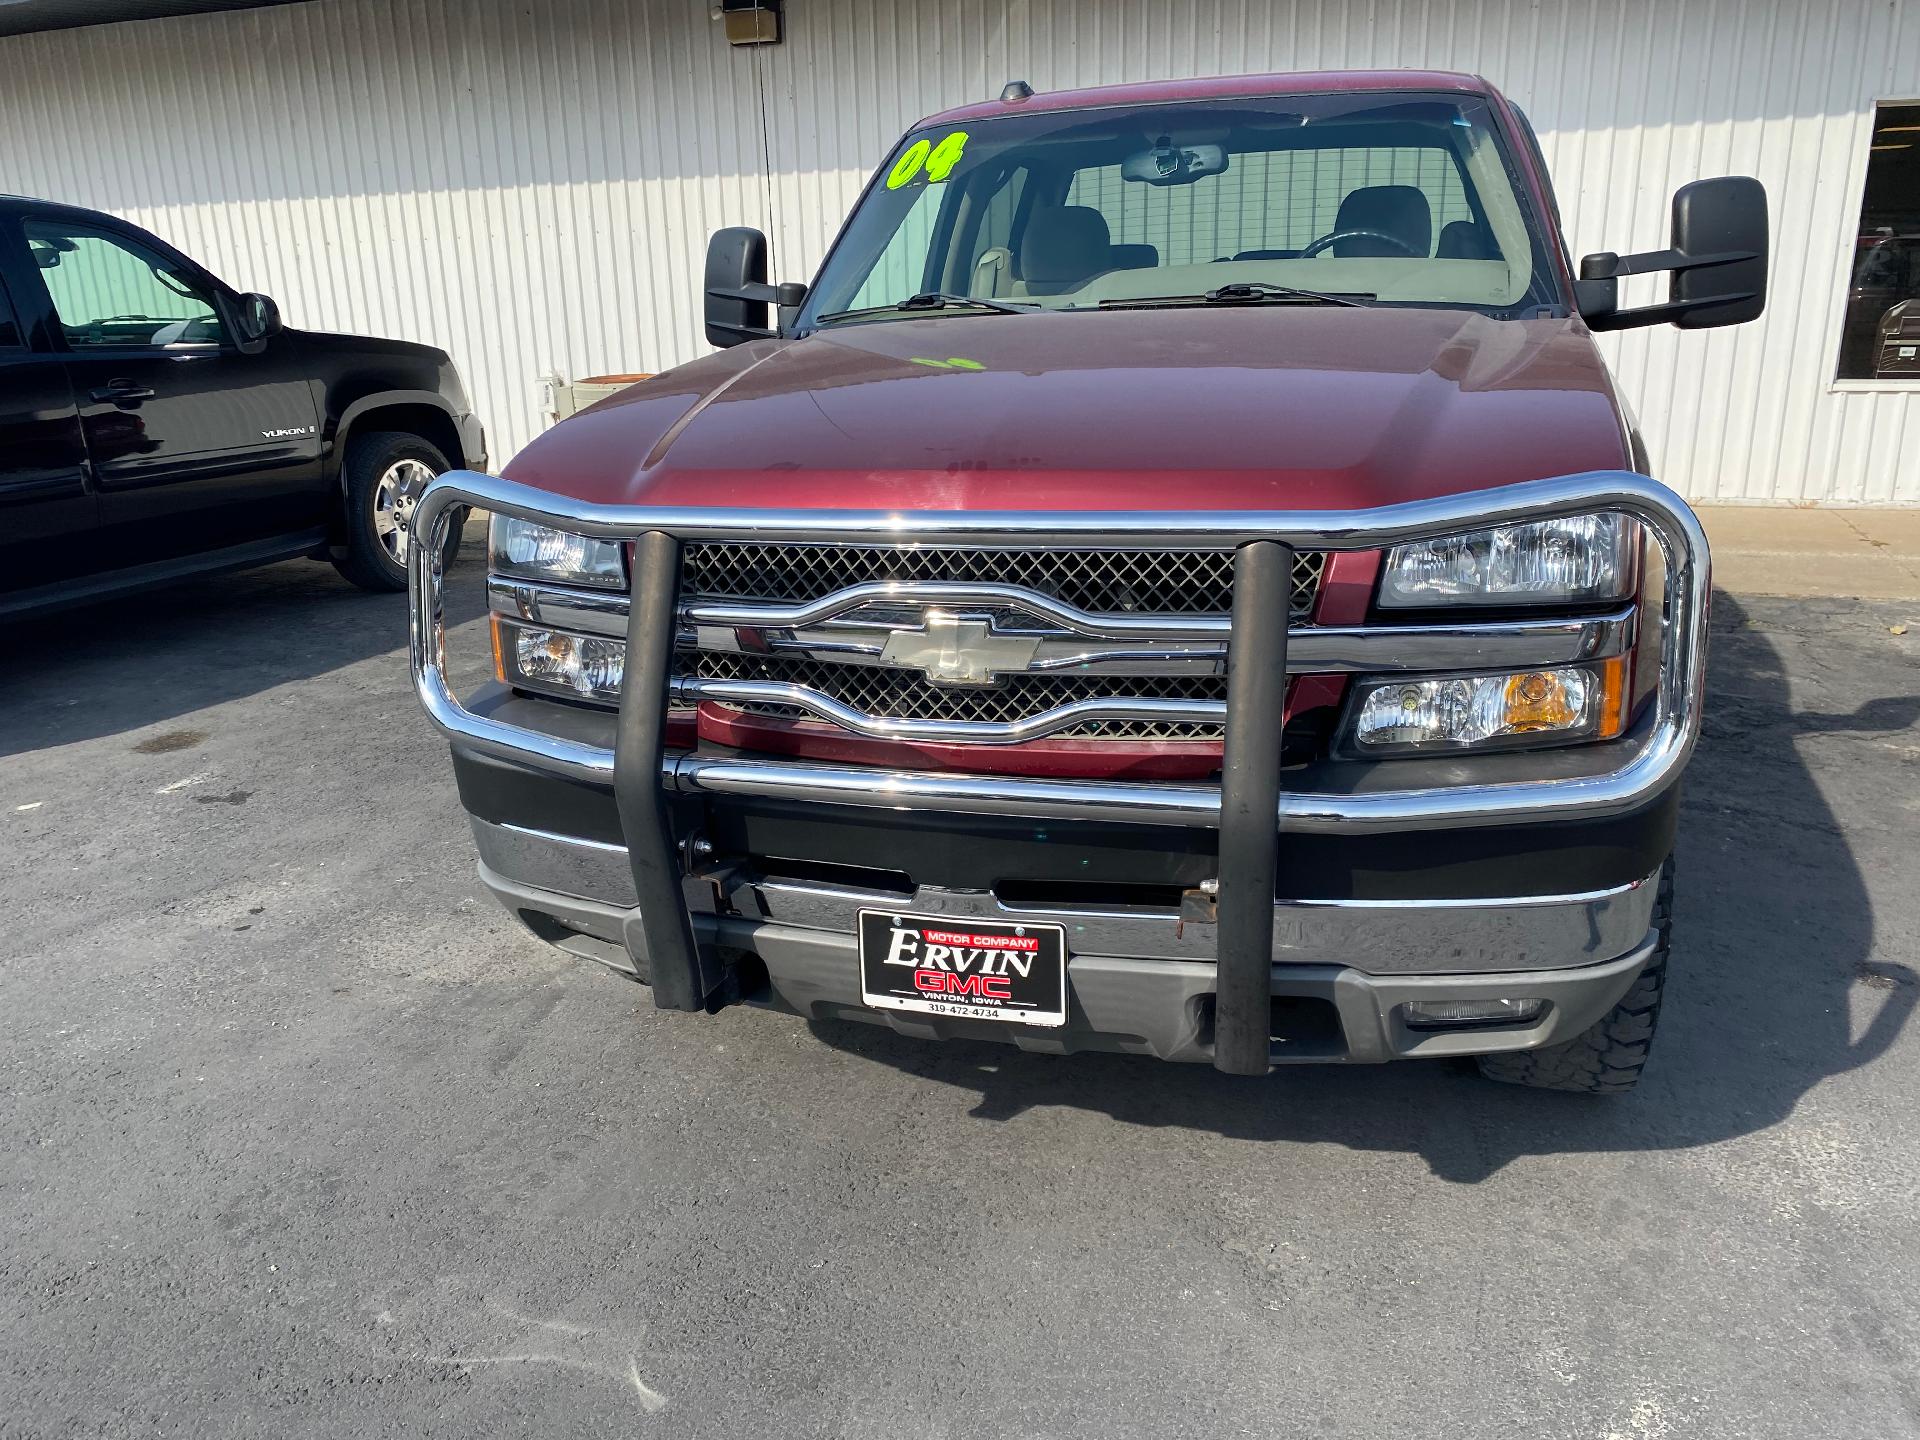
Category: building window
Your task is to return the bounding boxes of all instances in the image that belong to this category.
[1840,102,1920,380]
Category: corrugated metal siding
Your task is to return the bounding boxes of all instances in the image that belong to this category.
[0,0,1914,502]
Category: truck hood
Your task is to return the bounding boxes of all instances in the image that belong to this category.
[506,307,1630,512]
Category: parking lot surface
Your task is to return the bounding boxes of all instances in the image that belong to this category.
[3,541,1919,1440]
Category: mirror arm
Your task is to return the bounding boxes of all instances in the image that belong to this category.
[1582,245,1762,280]
[706,281,809,307]
[1576,244,1764,331]
[1579,288,1763,332]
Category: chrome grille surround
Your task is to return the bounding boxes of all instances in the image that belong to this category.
[686,651,1229,740]
[682,542,1326,619]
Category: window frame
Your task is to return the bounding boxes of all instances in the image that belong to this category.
[1831,96,1920,393]
[23,217,233,355]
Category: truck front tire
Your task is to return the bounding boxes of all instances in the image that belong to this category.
[333,430,464,593]
[1476,862,1673,1094]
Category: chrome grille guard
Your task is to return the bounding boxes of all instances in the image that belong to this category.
[408,470,1709,1075]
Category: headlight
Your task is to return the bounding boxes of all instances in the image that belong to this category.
[493,618,625,701]
[1345,659,1628,755]
[490,515,626,589]
[1378,514,1635,607]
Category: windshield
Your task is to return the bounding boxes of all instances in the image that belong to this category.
[799,91,1559,328]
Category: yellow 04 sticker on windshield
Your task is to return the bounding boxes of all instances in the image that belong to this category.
[886,131,969,189]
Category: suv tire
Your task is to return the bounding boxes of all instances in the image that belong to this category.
[1476,862,1672,1093]
[332,430,464,593]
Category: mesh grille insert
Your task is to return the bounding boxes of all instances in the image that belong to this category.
[682,543,1326,619]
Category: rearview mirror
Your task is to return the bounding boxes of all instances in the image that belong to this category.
[1575,176,1768,332]
[235,291,283,351]
[30,236,75,269]
[704,227,807,348]
[1121,137,1228,187]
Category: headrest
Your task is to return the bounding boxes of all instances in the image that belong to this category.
[1436,220,1495,260]
[1108,242,1159,271]
[1332,185,1432,258]
[1023,205,1114,287]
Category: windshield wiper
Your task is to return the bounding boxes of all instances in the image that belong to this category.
[816,291,1040,324]
[1101,282,1375,310]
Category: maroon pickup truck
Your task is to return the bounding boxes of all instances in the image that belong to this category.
[409,71,1765,1090]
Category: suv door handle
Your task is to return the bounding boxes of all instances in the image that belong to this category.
[90,380,156,403]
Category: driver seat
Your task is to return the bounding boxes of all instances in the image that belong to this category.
[1330,185,1432,258]
[1022,206,1115,294]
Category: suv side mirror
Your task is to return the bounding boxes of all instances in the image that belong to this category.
[235,291,283,352]
[1575,176,1768,332]
[704,227,806,348]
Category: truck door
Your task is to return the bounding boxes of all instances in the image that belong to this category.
[0,265,94,601]
[22,215,324,571]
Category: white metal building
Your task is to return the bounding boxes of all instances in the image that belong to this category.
[1,0,1915,504]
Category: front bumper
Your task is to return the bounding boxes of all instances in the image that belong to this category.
[473,830,1662,1064]
[407,469,1710,1074]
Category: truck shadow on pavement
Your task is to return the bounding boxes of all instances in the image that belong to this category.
[0,538,489,760]
[808,592,1919,1182]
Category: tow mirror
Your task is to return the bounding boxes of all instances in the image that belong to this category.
[704,227,806,347]
[235,291,283,352]
[1575,175,1768,331]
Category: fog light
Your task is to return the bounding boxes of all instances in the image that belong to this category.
[1402,997,1547,1031]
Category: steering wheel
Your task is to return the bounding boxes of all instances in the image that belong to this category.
[1298,228,1424,259]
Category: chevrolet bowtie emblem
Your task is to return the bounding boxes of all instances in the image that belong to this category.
[878,612,1042,686]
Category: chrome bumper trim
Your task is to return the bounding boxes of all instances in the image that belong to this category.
[414,470,1709,831]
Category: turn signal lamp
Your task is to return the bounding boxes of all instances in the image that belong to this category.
[1347,658,1628,755]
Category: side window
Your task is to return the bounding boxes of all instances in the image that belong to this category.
[1065,148,1477,265]
[23,220,227,349]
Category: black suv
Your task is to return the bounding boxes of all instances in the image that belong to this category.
[0,197,486,614]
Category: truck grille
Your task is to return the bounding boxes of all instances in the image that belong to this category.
[674,543,1326,742]
[683,543,1326,619]
[688,652,1227,740]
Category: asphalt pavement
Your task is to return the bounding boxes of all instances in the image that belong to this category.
[3,537,1918,1439]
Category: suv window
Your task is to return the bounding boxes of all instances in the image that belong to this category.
[24,220,227,349]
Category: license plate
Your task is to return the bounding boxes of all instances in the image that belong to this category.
[857,910,1068,1028]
